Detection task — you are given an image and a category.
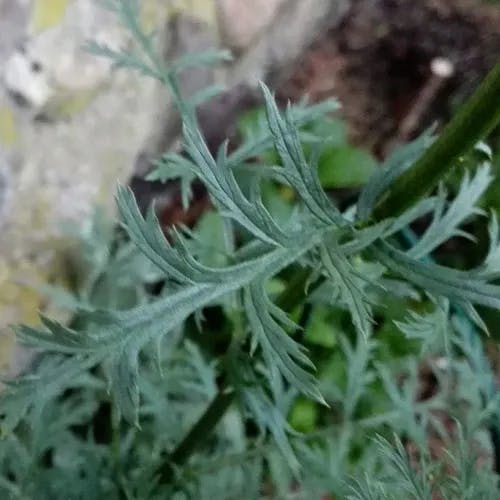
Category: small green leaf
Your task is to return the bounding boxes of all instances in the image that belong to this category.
[318,147,377,188]
[265,278,286,296]
[260,82,346,228]
[374,241,500,310]
[320,239,373,338]
[190,211,228,268]
[308,117,347,148]
[244,281,324,404]
[305,306,340,348]
[407,165,492,259]
[238,108,281,165]
[289,398,318,433]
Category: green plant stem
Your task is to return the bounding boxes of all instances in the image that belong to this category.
[158,377,234,484]
[170,389,233,466]
[275,267,313,309]
[373,63,500,221]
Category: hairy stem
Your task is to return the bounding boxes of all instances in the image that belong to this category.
[373,63,500,221]
[158,377,234,484]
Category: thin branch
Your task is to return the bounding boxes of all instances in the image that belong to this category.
[373,63,500,222]
[157,376,234,484]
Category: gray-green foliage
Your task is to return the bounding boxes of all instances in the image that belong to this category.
[1,1,500,498]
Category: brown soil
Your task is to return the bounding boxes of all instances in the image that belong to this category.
[278,0,500,157]
[153,0,500,228]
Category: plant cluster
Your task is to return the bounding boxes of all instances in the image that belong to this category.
[1,1,500,498]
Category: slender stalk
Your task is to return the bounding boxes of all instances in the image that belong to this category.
[275,267,312,309]
[373,63,500,222]
[158,377,234,484]
[170,389,234,466]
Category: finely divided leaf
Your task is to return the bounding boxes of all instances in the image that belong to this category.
[182,127,292,246]
[394,300,451,355]
[407,166,491,259]
[11,189,318,424]
[320,240,373,338]
[357,129,435,221]
[228,99,341,169]
[374,241,500,309]
[261,83,346,228]
[244,281,323,404]
[472,211,500,279]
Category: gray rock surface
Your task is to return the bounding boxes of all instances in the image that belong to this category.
[0,0,160,376]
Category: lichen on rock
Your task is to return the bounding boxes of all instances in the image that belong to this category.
[0,0,165,377]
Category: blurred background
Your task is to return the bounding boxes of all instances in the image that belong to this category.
[0,0,499,380]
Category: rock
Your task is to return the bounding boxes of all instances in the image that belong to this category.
[0,158,10,221]
[3,0,127,115]
[0,0,164,378]
[216,0,286,53]
[226,0,349,87]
